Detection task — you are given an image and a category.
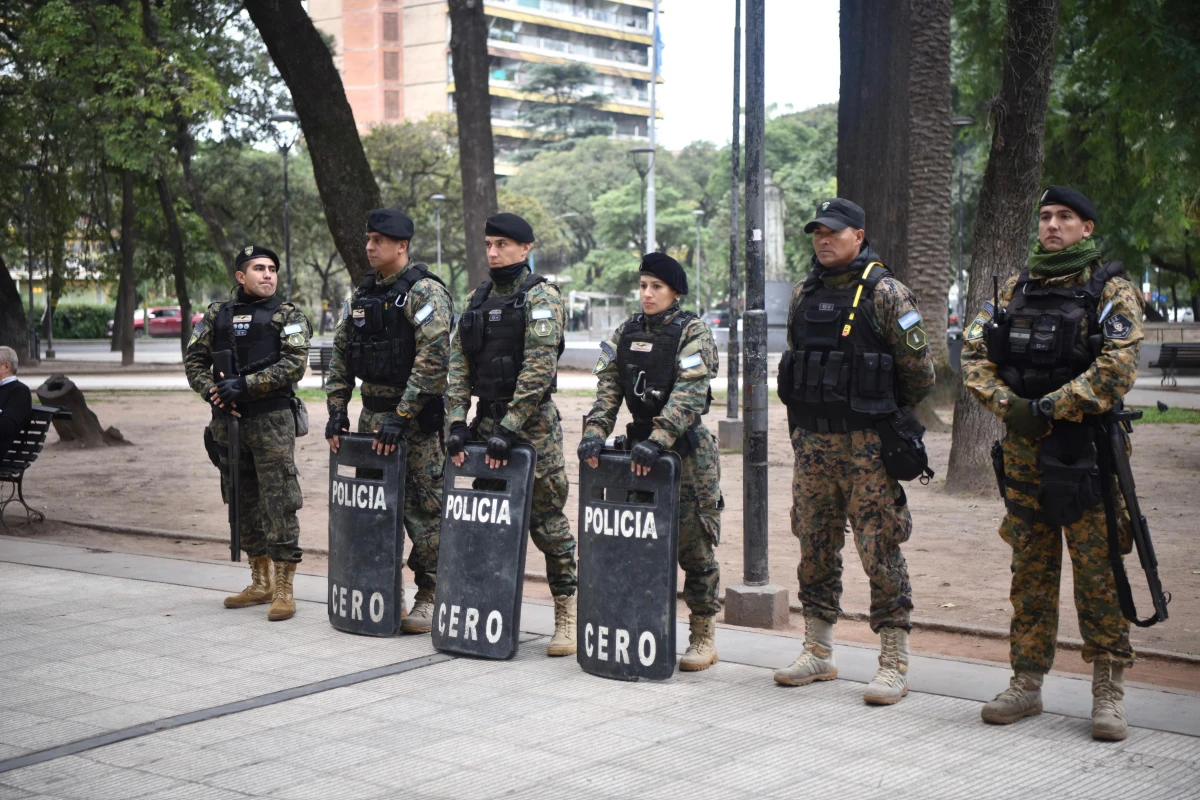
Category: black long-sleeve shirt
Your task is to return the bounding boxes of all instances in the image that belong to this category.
[0,378,33,457]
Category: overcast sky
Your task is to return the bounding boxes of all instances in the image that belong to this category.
[656,1,840,150]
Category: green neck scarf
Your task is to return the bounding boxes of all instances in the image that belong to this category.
[1027,238,1101,278]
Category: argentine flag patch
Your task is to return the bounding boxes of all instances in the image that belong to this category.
[680,353,704,370]
[415,303,434,324]
[531,308,553,320]
[898,310,922,331]
[283,323,303,335]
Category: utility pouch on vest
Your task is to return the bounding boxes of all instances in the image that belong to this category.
[416,396,445,433]
[203,426,224,472]
[1028,314,1073,366]
[1037,421,1102,526]
[291,396,309,438]
[875,406,933,483]
[776,351,795,404]
[458,309,484,353]
[476,356,518,392]
[350,297,384,333]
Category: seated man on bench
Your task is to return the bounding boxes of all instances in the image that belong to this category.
[0,346,32,457]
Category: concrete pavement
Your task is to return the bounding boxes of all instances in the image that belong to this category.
[0,536,1197,799]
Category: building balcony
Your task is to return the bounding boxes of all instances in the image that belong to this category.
[450,81,659,119]
[485,0,652,44]
[486,29,649,72]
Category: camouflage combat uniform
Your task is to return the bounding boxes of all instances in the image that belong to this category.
[582,301,722,616]
[786,249,935,632]
[447,265,576,597]
[325,266,453,600]
[185,295,311,563]
[961,266,1141,672]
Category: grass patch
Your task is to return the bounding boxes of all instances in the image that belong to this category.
[1129,406,1200,424]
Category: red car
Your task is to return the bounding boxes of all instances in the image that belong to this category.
[106,306,205,338]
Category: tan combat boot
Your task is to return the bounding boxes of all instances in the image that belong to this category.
[679,614,719,671]
[981,671,1044,724]
[1091,661,1128,741]
[774,616,837,686]
[863,627,909,705]
[401,590,434,634]
[223,555,274,608]
[546,594,577,656]
[267,561,298,621]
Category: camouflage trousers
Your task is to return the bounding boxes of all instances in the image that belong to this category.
[790,427,913,632]
[473,402,577,597]
[207,408,302,563]
[1000,433,1133,672]
[359,408,445,602]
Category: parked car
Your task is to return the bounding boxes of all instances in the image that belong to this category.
[701,311,727,328]
[106,306,204,338]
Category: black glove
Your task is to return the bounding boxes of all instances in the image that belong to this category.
[578,437,604,462]
[1003,394,1050,439]
[630,439,664,470]
[375,415,408,447]
[486,427,516,462]
[325,412,350,440]
[215,376,247,405]
[446,421,470,458]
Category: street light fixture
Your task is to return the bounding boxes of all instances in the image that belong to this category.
[693,209,705,315]
[270,113,300,299]
[430,194,446,280]
[951,115,976,325]
[630,146,656,253]
[17,163,40,361]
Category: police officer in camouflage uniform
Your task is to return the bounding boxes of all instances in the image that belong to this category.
[963,187,1141,741]
[325,209,453,634]
[186,245,312,621]
[579,253,723,671]
[773,199,935,704]
[446,213,577,656]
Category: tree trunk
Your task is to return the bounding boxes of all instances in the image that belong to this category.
[118,169,137,367]
[449,0,499,291]
[0,257,31,363]
[36,374,127,448]
[945,0,1060,493]
[176,117,239,285]
[838,0,911,283]
[245,0,380,285]
[905,0,953,372]
[156,175,193,360]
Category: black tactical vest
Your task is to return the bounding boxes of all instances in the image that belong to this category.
[459,274,564,402]
[777,262,899,432]
[213,294,283,376]
[617,310,710,423]
[347,264,445,388]
[984,261,1124,399]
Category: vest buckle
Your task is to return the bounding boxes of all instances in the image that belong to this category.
[513,292,527,309]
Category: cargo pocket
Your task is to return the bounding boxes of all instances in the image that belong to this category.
[283,463,303,513]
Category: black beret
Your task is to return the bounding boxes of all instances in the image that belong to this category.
[639,252,688,295]
[235,245,279,271]
[1039,186,1097,222]
[804,198,866,234]
[367,208,415,240]
[485,213,535,243]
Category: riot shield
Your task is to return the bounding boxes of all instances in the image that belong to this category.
[432,442,536,659]
[577,450,682,681]
[327,433,406,636]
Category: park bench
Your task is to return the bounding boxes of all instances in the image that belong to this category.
[1149,342,1200,387]
[308,345,335,388]
[0,405,72,527]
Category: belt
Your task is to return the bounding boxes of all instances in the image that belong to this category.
[475,391,553,419]
[789,415,875,434]
[362,394,404,413]
[219,396,292,419]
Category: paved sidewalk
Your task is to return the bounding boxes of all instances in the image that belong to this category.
[1,537,1197,799]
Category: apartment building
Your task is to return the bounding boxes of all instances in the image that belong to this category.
[308,0,661,171]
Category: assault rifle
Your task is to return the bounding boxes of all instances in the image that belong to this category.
[1094,405,1169,627]
[212,350,241,563]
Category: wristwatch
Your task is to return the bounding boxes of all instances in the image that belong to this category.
[1032,397,1055,418]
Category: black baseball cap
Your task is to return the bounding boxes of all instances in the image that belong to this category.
[804,198,866,233]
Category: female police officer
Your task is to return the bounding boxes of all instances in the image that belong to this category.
[578,253,723,671]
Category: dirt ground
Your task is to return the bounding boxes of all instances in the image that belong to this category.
[6,380,1199,683]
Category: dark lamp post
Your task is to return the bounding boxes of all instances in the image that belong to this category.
[270,113,300,300]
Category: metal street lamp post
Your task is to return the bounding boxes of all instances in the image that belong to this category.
[270,113,300,299]
[951,116,975,324]
[630,147,655,253]
[18,163,40,361]
[430,193,446,280]
[693,209,705,315]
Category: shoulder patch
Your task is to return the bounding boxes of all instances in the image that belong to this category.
[680,353,704,370]
[966,319,985,341]
[415,303,434,324]
[187,320,205,346]
[599,340,616,361]
[531,308,553,321]
[898,310,922,331]
[983,301,995,316]
[905,326,929,352]
[283,323,303,336]
[1103,313,1134,340]
[532,318,555,339]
